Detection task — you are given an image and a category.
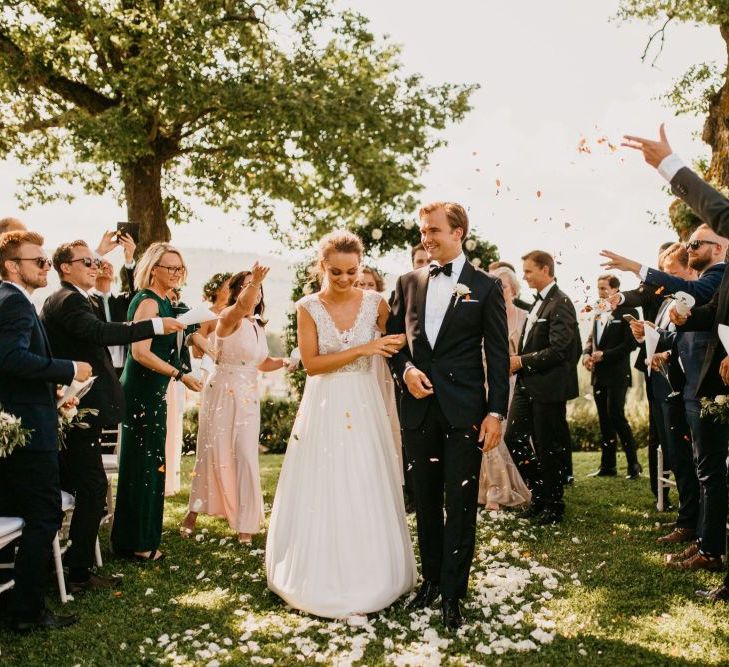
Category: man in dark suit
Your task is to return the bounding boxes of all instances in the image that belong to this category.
[0,231,92,632]
[624,124,729,593]
[89,232,137,375]
[583,274,640,478]
[40,240,183,593]
[387,201,509,629]
[504,250,581,526]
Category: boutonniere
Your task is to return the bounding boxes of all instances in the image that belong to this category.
[453,283,471,307]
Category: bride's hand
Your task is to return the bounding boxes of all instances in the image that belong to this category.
[364,335,403,358]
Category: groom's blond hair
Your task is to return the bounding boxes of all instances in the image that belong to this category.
[418,201,469,237]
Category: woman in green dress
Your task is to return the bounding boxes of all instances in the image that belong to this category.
[111,243,202,561]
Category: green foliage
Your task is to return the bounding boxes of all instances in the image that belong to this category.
[567,396,649,452]
[616,1,729,24]
[182,404,199,454]
[0,1,475,245]
[661,62,723,116]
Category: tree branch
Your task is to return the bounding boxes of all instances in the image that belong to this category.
[0,30,117,113]
[641,14,674,66]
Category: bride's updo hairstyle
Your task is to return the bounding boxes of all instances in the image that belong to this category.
[317,230,364,276]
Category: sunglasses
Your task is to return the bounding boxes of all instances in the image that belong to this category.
[685,240,720,251]
[68,257,102,268]
[11,256,52,269]
[155,264,185,276]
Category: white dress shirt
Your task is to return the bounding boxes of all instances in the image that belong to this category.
[90,288,125,368]
[522,281,555,342]
[424,252,467,346]
[594,313,608,347]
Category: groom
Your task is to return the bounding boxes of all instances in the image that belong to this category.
[387,202,510,629]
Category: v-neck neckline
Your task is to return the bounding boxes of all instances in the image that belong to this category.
[317,291,366,336]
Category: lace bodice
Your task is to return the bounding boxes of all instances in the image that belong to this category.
[298,290,382,373]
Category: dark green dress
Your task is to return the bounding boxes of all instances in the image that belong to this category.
[111,289,181,554]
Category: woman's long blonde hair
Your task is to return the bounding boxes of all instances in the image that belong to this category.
[134,242,187,290]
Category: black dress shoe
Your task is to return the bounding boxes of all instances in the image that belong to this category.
[441,597,463,630]
[626,463,643,480]
[516,504,543,520]
[68,572,123,594]
[696,585,729,603]
[563,475,575,486]
[407,581,440,610]
[8,609,78,633]
[587,468,617,477]
[536,510,563,526]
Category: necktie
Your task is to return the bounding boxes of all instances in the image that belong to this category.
[429,262,453,278]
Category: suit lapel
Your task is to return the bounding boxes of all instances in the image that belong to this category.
[415,268,431,350]
[523,284,558,350]
[433,260,474,350]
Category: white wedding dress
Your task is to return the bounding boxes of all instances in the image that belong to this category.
[266,290,416,618]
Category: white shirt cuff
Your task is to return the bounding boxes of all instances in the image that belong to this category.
[617,293,625,305]
[657,153,686,183]
[639,265,649,281]
[124,260,136,269]
[151,317,164,335]
[71,361,77,378]
[403,363,416,381]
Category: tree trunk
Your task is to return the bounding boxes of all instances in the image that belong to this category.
[122,153,169,253]
[703,23,729,187]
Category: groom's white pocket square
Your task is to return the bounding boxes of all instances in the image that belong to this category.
[537,318,547,322]
[462,299,479,304]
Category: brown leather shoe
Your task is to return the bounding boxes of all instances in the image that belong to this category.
[67,573,123,594]
[657,527,696,544]
[666,552,722,571]
[665,542,699,564]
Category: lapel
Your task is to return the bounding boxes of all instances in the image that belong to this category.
[415,268,431,351]
[592,314,600,350]
[433,260,475,351]
[523,283,558,350]
[4,282,52,355]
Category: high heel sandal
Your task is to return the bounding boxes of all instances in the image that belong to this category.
[179,526,194,539]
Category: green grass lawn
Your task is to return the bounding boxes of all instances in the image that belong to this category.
[1,450,728,666]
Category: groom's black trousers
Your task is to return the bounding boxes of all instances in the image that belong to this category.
[402,399,482,600]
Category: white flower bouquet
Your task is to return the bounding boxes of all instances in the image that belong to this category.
[57,406,99,450]
[700,394,729,423]
[0,407,32,458]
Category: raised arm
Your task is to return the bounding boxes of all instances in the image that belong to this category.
[642,266,722,306]
[217,262,269,338]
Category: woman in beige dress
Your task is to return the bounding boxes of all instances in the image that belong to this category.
[180,264,289,543]
[358,266,404,483]
[478,266,532,509]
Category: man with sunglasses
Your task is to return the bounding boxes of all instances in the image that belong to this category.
[39,240,184,595]
[0,231,92,632]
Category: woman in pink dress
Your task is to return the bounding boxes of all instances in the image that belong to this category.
[180,264,289,543]
[478,266,532,509]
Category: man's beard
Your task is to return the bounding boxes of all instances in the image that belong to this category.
[689,256,710,272]
[19,268,46,290]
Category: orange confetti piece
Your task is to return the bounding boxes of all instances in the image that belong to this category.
[158,465,165,473]
[655,286,665,295]
[495,179,501,188]
[536,190,542,198]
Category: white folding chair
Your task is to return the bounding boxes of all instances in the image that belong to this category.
[97,423,121,568]
[656,445,677,512]
[0,516,24,595]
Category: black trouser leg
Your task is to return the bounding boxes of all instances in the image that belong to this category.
[403,402,444,586]
[660,396,698,530]
[694,415,728,556]
[594,385,618,472]
[505,386,539,498]
[0,450,62,621]
[60,419,107,580]
[532,401,567,514]
[440,409,482,599]
[557,406,573,481]
[609,384,638,468]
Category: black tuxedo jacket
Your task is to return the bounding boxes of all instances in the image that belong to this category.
[0,282,75,451]
[89,265,136,324]
[583,305,638,387]
[387,261,510,430]
[40,281,156,423]
[516,284,581,402]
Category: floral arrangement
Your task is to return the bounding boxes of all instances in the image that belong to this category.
[57,406,99,450]
[700,395,729,424]
[202,272,233,303]
[0,407,32,458]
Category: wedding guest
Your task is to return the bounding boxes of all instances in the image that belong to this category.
[505,250,581,525]
[411,243,429,270]
[111,243,202,561]
[41,239,183,589]
[89,232,137,376]
[0,217,26,235]
[625,244,699,545]
[181,264,289,543]
[189,272,232,381]
[489,261,532,311]
[359,265,404,484]
[478,266,531,509]
[582,274,640,478]
[0,230,90,632]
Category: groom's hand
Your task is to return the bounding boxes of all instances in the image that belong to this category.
[404,367,434,399]
[622,123,673,169]
[479,415,501,451]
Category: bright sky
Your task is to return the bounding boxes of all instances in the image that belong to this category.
[1,0,724,305]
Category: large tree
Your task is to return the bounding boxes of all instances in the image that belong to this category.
[0,1,474,249]
[618,2,729,235]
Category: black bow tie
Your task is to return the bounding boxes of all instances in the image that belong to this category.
[429,262,453,278]
[533,292,543,301]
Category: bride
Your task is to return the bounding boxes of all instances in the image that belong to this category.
[266,231,417,619]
